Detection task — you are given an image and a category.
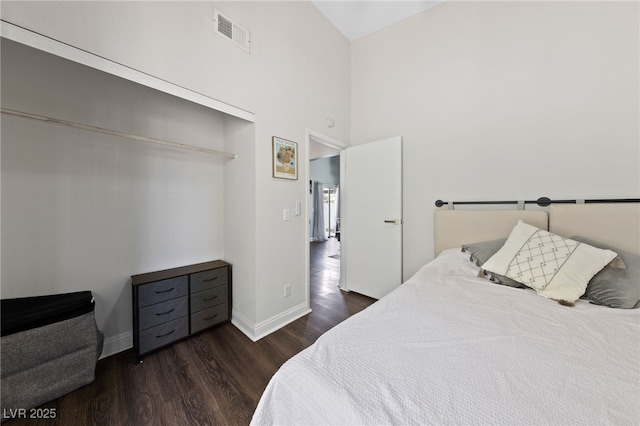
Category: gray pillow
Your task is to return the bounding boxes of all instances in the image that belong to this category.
[572,236,640,309]
[461,240,526,289]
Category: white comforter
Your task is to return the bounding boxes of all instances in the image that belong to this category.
[251,249,640,425]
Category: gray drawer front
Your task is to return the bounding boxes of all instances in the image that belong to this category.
[191,304,228,334]
[191,285,228,313]
[138,296,188,331]
[191,268,228,293]
[138,276,188,307]
[139,316,188,355]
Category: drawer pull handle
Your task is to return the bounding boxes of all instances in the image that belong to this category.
[203,277,219,282]
[203,295,218,302]
[155,287,175,294]
[156,329,175,338]
[156,308,175,316]
[203,314,219,321]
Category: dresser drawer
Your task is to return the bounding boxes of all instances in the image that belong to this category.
[138,296,188,331]
[132,260,231,362]
[191,268,228,293]
[137,276,188,308]
[191,285,228,313]
[191,304,228,334]
[138,316,188,355]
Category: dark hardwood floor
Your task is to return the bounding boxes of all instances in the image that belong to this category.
[6,238,375,425]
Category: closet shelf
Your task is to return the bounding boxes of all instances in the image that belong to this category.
[1,21,255,123]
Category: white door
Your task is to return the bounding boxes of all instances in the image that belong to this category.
[341,136,402,299]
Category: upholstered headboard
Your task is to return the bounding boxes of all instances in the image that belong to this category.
[434,203,640,256]
[549,203,640,255]
[433,209,548,256]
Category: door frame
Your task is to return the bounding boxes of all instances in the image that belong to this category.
[305,129,348,307]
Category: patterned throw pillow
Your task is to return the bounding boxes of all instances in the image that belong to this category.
[481,221,618,304]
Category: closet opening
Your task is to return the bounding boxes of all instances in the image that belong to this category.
[307,134,344,312]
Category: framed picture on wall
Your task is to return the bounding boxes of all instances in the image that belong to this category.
[272,136,298,180]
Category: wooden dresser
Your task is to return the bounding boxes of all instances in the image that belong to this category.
[131,260,231,362]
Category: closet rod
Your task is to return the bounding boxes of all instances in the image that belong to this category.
[435,197,640,208]
[1,108,237,159]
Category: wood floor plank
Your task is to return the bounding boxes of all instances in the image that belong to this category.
[4,239,375,425]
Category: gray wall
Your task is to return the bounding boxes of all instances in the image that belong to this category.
[310,155,340,185]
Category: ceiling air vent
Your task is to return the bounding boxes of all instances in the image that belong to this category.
[214,9,251,53]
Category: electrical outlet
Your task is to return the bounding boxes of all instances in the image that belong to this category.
[284,283,291,297]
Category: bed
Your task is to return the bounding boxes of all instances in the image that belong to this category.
[251,203,640,425]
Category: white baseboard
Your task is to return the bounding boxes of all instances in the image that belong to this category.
[100,330,132,359]
[231,309,257,341]
[231,303,311,342]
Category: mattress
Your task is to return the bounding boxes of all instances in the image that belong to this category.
[251,249,640,425]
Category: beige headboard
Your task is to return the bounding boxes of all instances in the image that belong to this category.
[434,209,548,256]
[549,203,640,255]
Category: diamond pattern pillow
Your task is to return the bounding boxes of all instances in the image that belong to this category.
[481,221,618,304]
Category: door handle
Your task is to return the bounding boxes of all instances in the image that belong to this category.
[384,219,401,224]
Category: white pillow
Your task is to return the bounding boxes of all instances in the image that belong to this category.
[482,221,618,304]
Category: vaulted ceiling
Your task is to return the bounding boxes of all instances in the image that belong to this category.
[312,1,445,41]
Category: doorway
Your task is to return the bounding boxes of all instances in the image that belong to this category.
[323,185,339,239]
[305,130,347,310]
[304,131,403,307]
[309,155,340,242]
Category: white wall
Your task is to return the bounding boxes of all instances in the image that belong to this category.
[1,39,228,354]
[351,1,640,279]
[1,1,351,342]
[223,115,257,329]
